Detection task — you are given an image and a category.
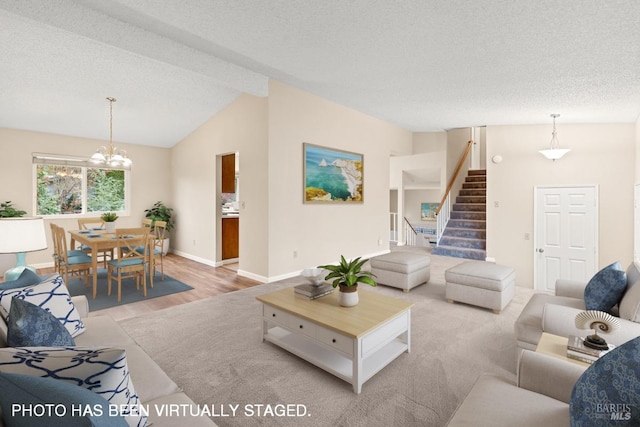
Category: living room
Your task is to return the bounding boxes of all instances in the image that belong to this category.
[1,2,640,426]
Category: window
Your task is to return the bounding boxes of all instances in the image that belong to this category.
[33,153,129,217]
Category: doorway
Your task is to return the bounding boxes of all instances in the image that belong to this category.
[534,185,598,291]
[218,152,239,266]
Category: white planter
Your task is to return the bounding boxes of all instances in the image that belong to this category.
[159,237,170,255]
[338,288,359,307]
[105,222,116,234]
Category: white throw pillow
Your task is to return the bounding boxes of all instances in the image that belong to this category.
[0,274,85,337]
[0,347,147,427]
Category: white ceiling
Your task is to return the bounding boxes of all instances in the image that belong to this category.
[1,0,639,148]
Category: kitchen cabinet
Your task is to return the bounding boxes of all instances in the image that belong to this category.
[222,217,239,260]
[221,153,236,193]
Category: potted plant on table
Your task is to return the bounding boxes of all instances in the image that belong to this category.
[144,201,174,254]
[317,256,377,307]
[100,212,118,233]
[0,201,26,218]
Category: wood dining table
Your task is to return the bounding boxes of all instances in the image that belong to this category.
[69,228,145,299]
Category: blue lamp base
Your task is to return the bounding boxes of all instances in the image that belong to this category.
[3,253,36,282]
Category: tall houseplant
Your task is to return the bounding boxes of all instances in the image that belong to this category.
[317,256,377,307]
[0,201,26,218]
[144,201,174,255]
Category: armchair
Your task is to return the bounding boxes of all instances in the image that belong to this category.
[515,262,640,352]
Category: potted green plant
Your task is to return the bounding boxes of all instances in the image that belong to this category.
[100,212,119,233]
[0,201,26,218]
[317,256,377,307]
[144,201,174,254]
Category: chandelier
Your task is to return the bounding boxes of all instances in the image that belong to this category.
[539,114,571,161]
[90,97,131,167]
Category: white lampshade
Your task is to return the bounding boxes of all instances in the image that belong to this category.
[538,148,571,161]
[0,217,48,253]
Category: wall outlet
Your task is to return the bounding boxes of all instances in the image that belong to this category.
[494,201,500,208]
[524,233,530,240]
[293,250,298,258]
[378,238,383,246]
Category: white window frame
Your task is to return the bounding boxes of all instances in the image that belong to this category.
[32,153,131,219]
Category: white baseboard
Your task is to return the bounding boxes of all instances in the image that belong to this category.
[171,250,217,267]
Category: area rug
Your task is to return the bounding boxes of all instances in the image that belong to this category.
[67,269,193,311]
[119,254,535,427]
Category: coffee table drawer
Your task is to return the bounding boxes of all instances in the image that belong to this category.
[264,305,293,328]
[316,325,353,356]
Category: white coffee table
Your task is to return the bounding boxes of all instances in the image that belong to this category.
[256,287,413,394]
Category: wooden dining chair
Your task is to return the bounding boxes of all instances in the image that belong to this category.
[77,218,113,268]
[142,218,153,228]
[53,225,93,286]
[107,227,151,302]
[149,220,167,282]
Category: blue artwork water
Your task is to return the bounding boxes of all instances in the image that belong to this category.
[305,145,361,201]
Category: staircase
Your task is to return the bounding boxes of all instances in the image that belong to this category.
[432,169,486,260]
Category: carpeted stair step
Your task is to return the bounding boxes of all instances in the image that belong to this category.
[465,175,486,183]
[438,236,486,250]
[456,196,486,204]
[448,219,486,229]
[443,227,486,239]
[453,202,486,211]
[459,188,487,197]
[432,245,486,260]
[451,210,486,221]
[462,182,486,189]
[468,169,486,176]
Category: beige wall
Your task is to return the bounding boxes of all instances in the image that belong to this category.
[0,127,171,267]
[266,80,412,279]
[485,123,636,288]
[413,132,446,154]
[170,94,269,279]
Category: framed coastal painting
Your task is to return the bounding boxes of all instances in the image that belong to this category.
[303,143,364,203]
[421,203,439,221]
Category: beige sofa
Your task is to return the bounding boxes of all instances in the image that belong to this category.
[0,295,216,427]
[515,262,640,352]
[447,349,586,426]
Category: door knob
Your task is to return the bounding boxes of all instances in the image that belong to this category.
[537,248,545,253]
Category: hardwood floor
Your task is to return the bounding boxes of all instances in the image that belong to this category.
[38,253,262,322]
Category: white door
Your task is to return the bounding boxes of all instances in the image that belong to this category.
[534,186,598,292]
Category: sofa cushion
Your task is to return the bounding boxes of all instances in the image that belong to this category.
[0,347,148,427]
[7,297,75,347]
[584,262,627,312]
[0,372,127,427]
[619,262,640,322]
[0,269,41,291]
[570,336,640,425]
[0,274,85,338]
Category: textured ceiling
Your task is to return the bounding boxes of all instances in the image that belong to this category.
[1,0,639,148]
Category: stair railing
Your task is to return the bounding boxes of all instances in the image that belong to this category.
[404,217,418,246]
[435,140,474,245]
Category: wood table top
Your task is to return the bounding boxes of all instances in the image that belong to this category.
[257,287,413,338]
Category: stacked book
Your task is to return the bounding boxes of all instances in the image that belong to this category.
[294,283,334,300]
[566,335,615,364]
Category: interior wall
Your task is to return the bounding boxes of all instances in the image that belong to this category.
[267,80,412,279]
[0,127,171,268]
[170,94,269,280]
[413,132,446,154]
[486,123,635,288]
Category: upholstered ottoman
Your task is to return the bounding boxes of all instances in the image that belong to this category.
[445,261,516,313]
[370,252,430,292]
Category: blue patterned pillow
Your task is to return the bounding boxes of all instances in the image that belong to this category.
[0,372,128,426]
[7,297,75,347]
[0,274,85,337]
[584,262,627,311]
[570,336,640,425]
[0,347,147,427]
[0,268,41,290]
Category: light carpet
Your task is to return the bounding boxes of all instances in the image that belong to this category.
[119,254,534,427]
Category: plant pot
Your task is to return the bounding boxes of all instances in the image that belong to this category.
[338,284,359,307]
[105,222,116,234]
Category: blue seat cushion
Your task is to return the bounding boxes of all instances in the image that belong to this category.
[570,336,640,425]
[108,258,145,268]
[66,254,93,265]
[584,261,627,312]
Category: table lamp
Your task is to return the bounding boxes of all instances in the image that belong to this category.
[0,217,48,281]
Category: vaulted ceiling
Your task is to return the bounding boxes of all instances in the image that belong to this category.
[1,0,639,148]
